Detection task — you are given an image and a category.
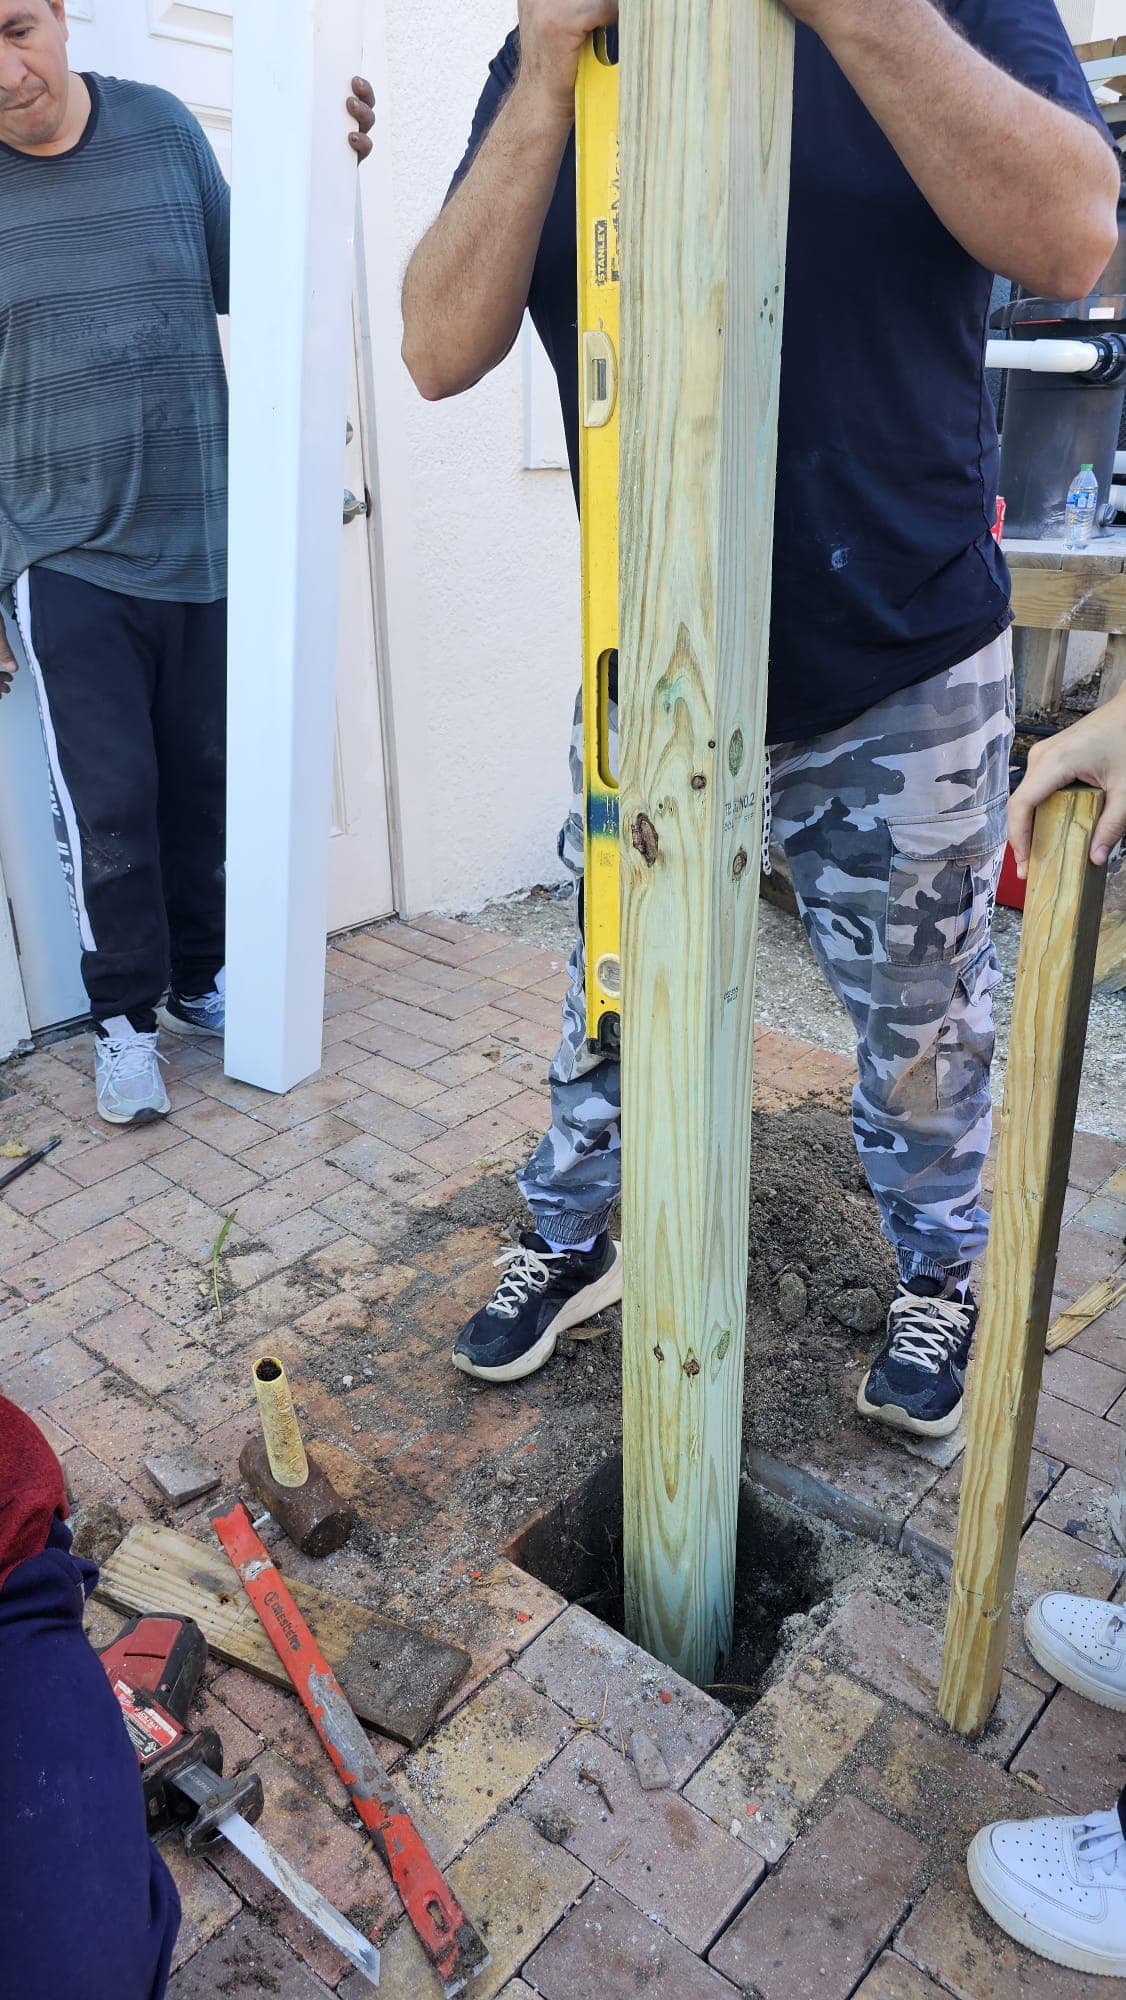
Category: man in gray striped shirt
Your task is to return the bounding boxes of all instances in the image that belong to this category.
[0,0,373,1123]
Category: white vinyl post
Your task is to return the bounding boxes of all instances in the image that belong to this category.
[0,851,30,1060]
[225,0,364,1092]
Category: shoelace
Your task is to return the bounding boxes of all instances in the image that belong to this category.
[761,747,773,878]
[101,1035,168,1087]
[1071,1810,1126,1882]
[486,1242,564,1320]
[885,1291,972,1375]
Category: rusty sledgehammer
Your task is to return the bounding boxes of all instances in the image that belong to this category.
[239,1356,353,1557]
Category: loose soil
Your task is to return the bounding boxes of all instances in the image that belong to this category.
[294,1086,922,1693]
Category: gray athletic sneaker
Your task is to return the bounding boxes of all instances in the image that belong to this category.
[94,1017,170,1124]
[158,966,225,1038]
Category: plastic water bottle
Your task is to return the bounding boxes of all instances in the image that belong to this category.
[1064,464,1099,549]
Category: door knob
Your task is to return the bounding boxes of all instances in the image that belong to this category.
[342,488,370,524]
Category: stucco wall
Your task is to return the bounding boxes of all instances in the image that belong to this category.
[379,2,579,913]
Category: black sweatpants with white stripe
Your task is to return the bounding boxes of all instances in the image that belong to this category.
[8,568,226,1027]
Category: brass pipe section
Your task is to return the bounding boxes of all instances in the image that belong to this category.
[253,1356,309,1488]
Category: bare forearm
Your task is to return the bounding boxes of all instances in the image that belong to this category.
[806,0,1119,299]
[402,78,571,401]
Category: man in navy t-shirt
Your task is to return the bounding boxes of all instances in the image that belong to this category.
[401,0,1117,1438]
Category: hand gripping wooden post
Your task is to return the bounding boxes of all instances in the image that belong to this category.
[618,0,794,1684]
[939,787,1108,1737]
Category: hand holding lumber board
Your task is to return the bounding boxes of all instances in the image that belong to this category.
[939,787,1107,1737]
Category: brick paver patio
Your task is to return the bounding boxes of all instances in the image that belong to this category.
[0,912,1122,1998]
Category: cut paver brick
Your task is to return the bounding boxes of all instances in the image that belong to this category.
[1036,1465,1119,1555]
[166,1908,336,1999]
[144,1444,221,1506]
[1041,1346,1126,1418]
[811,1591,1042,1761]
[390,1668,573,1869]
[521,1731,763,1954]
[1014,1686,1126,1813]
[163,1842,242,1976]
[898,1863,1112,2000]
[207,1748,402,1984]
[901,1450,1060,1578]
[514,1605,732,1787]
[708,1796,927,2000]
[523,1879,740,2000]
[854,1953,959,2000]
[339,1807,591,2000]
[386,1561,565,1710]
[684,1653,883,1863]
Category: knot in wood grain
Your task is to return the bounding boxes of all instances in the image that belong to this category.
[632,814,659,866]
[732,849,748,879]
[683,1356,701,1378]
[691,773,707,791]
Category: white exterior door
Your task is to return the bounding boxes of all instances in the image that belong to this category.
[0,1,393,1036]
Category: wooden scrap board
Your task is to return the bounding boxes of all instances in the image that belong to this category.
[97,1521,469,1747]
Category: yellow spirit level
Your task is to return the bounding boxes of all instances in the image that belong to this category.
[576,31,621,1057]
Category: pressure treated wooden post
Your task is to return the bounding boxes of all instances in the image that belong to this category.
[618,0,794,1684]
[939,787,1107,1736]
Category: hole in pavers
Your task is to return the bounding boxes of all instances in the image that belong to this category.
[506,1456,878,1708]
[508,1454,950,1709]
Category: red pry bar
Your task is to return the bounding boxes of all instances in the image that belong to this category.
[213,1500,489,1996]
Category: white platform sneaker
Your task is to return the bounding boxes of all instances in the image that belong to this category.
[94,1018,170,1125]
[1024,1593,1126,1712]
[968,1805,1126,1978]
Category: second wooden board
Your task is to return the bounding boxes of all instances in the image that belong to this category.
[97,1521,469,1746]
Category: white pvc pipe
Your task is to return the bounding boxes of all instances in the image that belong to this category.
[1115,451,1126,479]
[985,338,1103,375]
[1108,483,1126,516]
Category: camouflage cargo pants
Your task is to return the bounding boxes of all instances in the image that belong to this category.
[518,634,1014,1284]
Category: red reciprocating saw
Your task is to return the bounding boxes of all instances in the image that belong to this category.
[98,1612,380,1987]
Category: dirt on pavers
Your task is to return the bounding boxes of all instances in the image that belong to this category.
[291,1091,900,1625]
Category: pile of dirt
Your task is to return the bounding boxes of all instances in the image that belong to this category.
[743,1092,898,1459]
[301,1089,893,1607]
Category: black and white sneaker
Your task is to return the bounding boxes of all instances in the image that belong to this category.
[158,968,225,1038]
[452,1231,623,1384]
[857,1276,977,1438]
